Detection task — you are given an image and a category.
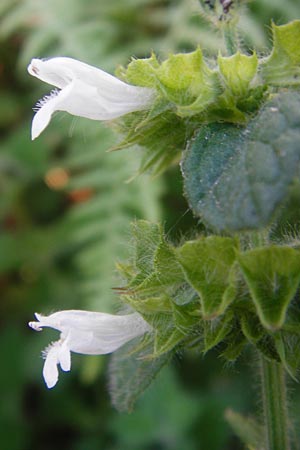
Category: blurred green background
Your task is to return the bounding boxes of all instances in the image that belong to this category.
[1,1,300,449]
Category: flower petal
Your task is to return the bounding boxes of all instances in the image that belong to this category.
[28,312,62,332]
[31,83,73,140]
[58,340,71,372]
[56,78,153,120]
[66,312,151,355]
[42,344,60,389]
[28,57,150,93]
[28,58,71,89]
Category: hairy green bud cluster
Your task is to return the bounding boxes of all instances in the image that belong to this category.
[114,20,300,176]
[116,221,300,377]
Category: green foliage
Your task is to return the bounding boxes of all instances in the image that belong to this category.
[112,109,189,176]
[218,52,258,96]
[202,313,233,352]
[261,20,300,86]
[177,237,238,318]
[113,20,300,178]
[238,246,300,330]
[152,49,220,116]
[112,220,300,409]
[109,339,171,412]
[182,91,300,232]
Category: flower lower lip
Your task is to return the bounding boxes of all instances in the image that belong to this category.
[33,88,61,112]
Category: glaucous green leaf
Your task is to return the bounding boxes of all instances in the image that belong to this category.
[238,246,300,330]
[182,91,300,231]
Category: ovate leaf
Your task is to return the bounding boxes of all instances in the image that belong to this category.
[182,91,300,231]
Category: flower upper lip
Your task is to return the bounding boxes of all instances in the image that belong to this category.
[28,58,71,88]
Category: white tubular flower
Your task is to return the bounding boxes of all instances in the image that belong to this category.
[29,310,151,389]
[28,57,155,140]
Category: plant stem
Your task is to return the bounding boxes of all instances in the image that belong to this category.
[222,24,238,56]
[260,356,290,450]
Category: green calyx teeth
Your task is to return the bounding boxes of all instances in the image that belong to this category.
[238,246,300,331]
[260,20,300,86]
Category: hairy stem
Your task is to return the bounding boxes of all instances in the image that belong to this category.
[222,24,238,55]
[260,357,290,450]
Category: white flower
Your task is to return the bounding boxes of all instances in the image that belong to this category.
[28,57,155,140]
[29,310,151,388]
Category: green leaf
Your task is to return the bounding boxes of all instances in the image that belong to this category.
[131,220,162,280]
[255,335,280,363]
[275,332,300,378]
[155,49,221,116]
[238,246,300,330]
[153,325,185,356]
[115,110,189,176]
[154,240,186,287]
[261,20,300,86]
[124,293,173,315]
[109,339,171,412]
[182,91,300,231]
[151,303,198,356]
[218,51,258,96]
[203,312,233,352]
[240,312,264,344]
[225,409,264,450]
[119,53,160,88]
[177,236,238,318]
[123,49,221,117]
[221,327,246,362]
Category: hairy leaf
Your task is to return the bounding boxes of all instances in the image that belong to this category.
[109,339,170,412]
[261,20,300,86]
[177,236,238,318]
[182,91,300,231]
[238,246,300,330]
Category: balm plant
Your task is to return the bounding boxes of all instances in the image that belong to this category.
[28,1,300,448]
